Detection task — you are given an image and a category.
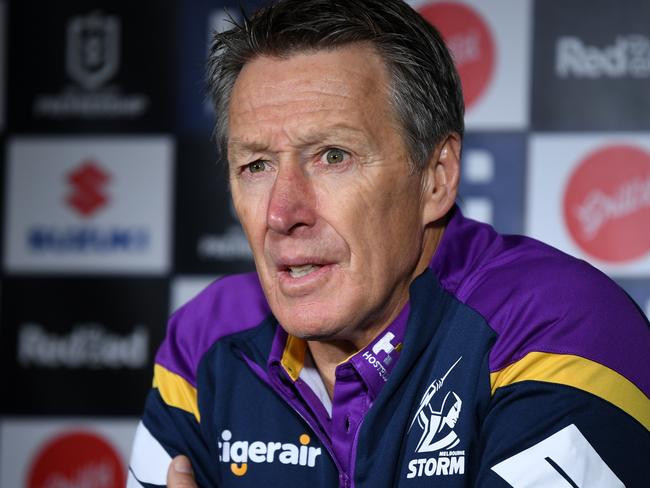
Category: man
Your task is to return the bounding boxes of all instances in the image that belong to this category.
[129,0,650,486]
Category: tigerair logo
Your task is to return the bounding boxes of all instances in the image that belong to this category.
[406,357,465,479]
[218,430,322,477]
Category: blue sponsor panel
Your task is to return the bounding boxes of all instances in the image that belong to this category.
[176,0,268,135]
[458,132,526,235]
[615,279,650,321]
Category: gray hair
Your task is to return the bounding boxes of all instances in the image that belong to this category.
[207,0,464,170]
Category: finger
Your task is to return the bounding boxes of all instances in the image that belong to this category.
[167,455,198,488]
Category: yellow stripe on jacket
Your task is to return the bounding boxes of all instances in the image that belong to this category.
[153,363,200,422]
[490,351,650,430]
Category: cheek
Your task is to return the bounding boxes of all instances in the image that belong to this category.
[353,189,424,277]
[316,173,420,254]
[232,193,268,247]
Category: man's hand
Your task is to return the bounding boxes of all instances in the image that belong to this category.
[167,455,197,488]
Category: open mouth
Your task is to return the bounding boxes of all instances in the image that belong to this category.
[287,264,323,278]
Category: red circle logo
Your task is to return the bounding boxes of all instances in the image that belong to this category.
[418,2,495,109]
[564,145,650,263]
[27,431,126,488]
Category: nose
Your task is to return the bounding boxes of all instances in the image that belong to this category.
[266,164,317,235]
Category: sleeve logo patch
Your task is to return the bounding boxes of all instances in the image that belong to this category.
[491,424,625,487]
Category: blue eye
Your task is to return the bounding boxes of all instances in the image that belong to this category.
[247,160,267,173]
[324,148,347,164]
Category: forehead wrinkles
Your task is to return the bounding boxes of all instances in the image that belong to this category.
[233,85,356,129]
[231,72,378,127]
[235,45,388,98]
[228,51,397,152]
[231,102,366,152]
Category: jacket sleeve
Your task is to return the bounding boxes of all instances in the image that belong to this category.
[474,352,650,487]
[127,363,218,487]
[127,274,269,487]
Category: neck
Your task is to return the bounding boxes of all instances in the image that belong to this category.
[307,340,356,398]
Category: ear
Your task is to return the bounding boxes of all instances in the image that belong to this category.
[421,132,461,226]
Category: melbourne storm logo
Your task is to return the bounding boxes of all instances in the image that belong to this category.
[406,357,465,479]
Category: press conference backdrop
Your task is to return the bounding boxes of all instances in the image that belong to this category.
[1,0,649,485]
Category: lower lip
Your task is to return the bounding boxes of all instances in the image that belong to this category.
[278,264,336,296]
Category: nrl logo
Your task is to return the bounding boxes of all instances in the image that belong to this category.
[66,11,120,91]
[406,357,465,479]
[33,10,148,119]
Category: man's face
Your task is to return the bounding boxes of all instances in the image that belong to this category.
[227,44,432,345]
[446,403,461,428]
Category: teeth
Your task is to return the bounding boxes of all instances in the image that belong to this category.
[288,264,321,278]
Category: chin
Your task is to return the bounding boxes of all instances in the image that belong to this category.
[275,308,347,341]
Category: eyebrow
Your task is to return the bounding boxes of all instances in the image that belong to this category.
[228,124,372,157]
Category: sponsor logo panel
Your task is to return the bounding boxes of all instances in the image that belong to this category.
[4,137,172,274]
[418,1,495,109]
[459,132,526,235]
[8,2,174,132]
[409,0,531,129]
[0,417,137,488]
[563,145,650,263]
[174,137,255,275]
[527,134,650,277]
[0,277,168,415]
[532,0,650,130]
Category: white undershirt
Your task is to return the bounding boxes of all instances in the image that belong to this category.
[299,351,333,417]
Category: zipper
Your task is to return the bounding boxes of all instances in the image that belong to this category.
[267,371,348,481]
[241,352,351,486]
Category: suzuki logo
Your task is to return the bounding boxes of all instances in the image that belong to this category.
[66,161,110,217]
